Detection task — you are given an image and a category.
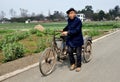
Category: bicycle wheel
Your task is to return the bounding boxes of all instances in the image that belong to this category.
[83,41,92,63]
[39,47,56,76]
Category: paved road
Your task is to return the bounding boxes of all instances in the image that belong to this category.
[2,30,120,82]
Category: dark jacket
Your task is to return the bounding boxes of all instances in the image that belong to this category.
[63,17,84,47]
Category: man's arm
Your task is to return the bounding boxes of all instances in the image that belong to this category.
[63,25,68,31]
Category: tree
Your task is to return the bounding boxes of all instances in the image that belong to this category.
[9,9,16,17]
[53,11,65,21]
[35,14,45,21]
[31,12,35,17]
[78,5,94,20]
[114,5,120,16]
[48,10,51,17]
[85,5,93,11]
[98,10,105,21]
[85,5,94,19]
[92,13,99,21]
[47,11,65,21]
[0,11,6,20]
[104,13,111,20]
[109,5,120,19]
[20,8,28,17]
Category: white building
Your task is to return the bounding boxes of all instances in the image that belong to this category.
[77,14,85,22]
[25,19,31,24]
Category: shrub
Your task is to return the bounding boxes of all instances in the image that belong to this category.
[87,30,100,37]
[29,29,37,34]
[34,38,46,53]
[0,41,3,50]
[113,24,120,28]
[34,37,51,53]
[36,31,44,37]
[0,30,14,34]
[17,32,30,40]
[3,32,29,43]
[29,28,54,36]
[2,42,24,62]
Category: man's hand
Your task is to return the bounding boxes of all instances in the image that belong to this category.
[62,31,68,36]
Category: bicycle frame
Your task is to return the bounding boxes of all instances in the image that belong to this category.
[51,31,67,60]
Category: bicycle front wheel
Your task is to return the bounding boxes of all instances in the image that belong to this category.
[39,47,57,76]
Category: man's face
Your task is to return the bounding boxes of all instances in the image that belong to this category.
[68,11,76,20]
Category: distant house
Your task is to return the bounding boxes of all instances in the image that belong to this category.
[77,14,85,22]
[115,16,120,21]
[25,19,31,24]
[0,20,10,24]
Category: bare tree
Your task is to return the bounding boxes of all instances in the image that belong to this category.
[31,12,35,17]
[9,8,16,17]
[0,11,6,20]
[20,8,28,17]
[48,10,51,16]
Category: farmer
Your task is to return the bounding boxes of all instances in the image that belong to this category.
[62,8,84,72]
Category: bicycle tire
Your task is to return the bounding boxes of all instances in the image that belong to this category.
[83,41,92,63]
[39,47,57,76]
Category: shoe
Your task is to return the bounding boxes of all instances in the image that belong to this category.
[76,67,81,72]
[70,64,76,71]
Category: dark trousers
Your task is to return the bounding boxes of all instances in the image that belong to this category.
[68,46,82,67]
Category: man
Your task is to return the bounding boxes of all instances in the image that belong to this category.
[62,8,84,72]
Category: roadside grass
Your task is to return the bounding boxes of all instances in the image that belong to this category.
[0,29,14,34]
[0,51,4,65]
[19,35,40,55]
[0,21,120,64]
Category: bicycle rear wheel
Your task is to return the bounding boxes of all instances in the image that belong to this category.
[39,47,56,76]
[83,41,92,63]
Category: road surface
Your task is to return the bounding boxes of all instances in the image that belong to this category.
[2,30,120,82]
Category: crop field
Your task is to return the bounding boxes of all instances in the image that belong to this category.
[0,21,120,64]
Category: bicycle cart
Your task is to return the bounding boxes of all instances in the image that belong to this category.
[39,31,92,76]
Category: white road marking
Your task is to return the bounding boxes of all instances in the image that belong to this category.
[0,63,39,81]
[92,30,120,42]
[0,29,120,81]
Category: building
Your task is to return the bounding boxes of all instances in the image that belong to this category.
[115,16,120,21]
[25,19,31,24]
[77,14,85,22]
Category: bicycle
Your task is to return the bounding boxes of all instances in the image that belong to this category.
[39,31,92,76]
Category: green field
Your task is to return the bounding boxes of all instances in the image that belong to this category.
[0,21,120,64]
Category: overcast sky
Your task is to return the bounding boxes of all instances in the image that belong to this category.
[0,0,120,18]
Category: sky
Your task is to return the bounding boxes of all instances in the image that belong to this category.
[0,0,120,18]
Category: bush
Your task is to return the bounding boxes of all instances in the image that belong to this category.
[34,37,51,53]
[2,42,24,62]
[34,38,46,53]
[29,29,37,34]
[36,31,45,37]
[17,32,30,40]
[3,32,29,44]
[0,41,3,50]
[0,30,14,34]
[113,24,120,28]
[29,28,54,36]
[87,30,100,37]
